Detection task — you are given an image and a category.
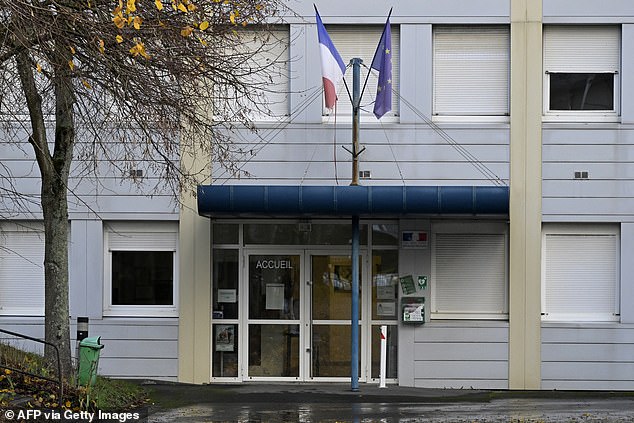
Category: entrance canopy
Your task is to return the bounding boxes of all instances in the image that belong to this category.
[197,185,508,217]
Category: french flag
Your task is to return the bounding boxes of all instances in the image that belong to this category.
[315,7,346,110]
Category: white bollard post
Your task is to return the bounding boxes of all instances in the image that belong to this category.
[379,325,387,388]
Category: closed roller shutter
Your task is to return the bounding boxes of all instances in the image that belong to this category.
[326,25,400,118]
[433,233,507,318]
[433,26,509,116]
[0,225,45,315]
[543,230,619,321]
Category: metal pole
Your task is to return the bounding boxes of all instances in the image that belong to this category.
[351,214,360,391]
[379,325,387,388]
[350,57,362,392]
[350,58,362,187]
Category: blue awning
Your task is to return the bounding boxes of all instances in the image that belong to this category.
[197,185,509,217]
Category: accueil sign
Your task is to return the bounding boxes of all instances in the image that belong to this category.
[255,259,293,269]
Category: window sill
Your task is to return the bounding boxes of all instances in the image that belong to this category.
[103,306,178,318]
[431,115,510,124]
[542,113,620,124]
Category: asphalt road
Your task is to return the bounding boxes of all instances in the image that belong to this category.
[149,397,634,422]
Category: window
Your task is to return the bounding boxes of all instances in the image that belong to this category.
[326,25,400,120]
[0,223,44,316]
[433,26,509,119]
[431,223,508,319]
[104,222,178,316]
[542,225,619,322]
[215,27,289,121]
[543,26,620,121]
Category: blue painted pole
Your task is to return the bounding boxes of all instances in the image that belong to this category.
[351,214,360,391]
[350,57,362,392]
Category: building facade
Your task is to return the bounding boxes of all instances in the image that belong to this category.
[2,0,634,390]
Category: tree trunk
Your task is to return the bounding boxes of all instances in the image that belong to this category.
[42,173,72,379]
[16,49,75,379]
[42,57,76,380]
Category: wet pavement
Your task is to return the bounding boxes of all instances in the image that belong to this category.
[144,382,634,422]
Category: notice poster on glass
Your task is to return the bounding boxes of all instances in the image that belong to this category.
[377,285,396,300]
[217,289,237,303]
[399,275,417,295]
[377,301,396,317]
[215,325,234,352]
[265,283,285,310]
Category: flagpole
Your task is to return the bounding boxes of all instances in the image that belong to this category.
[360,7,393,101]
[350,56,362,392]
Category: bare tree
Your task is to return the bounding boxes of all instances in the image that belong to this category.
[0,0,289,378]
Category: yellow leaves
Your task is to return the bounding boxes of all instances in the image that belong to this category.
[98,39,105,53]
[133,16,142,30]
[113,15,126,29]
[126,0,136,13]
[82,80,92,90]
[65,400,71,408]
[177,2,187,13]
[36,63,42,73]
[155,0,163,10]
[229,11,236,24]
[180,26,193,37]
[197,35,208,46]
[68,60,75,71]
[129,41,150,59]
[199,21,209,31]
[70,46,76,54]
[116,35,124,43]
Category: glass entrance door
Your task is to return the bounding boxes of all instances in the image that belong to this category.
[246,254,301,379]
[244,251,366,381]
[308,254,363,380]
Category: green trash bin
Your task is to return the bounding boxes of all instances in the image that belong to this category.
[78,336,104,386]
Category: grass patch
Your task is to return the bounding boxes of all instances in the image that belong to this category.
[0,342,147,411]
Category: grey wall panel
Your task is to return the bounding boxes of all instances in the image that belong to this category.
[226,162,508,184]
[542,362,634,381]
[542,380,634,390]
[541,325,634,343]
[415,379,507,389]
[400,25,432,124]
[0,318,45,354]
[622,25,634,124]
[415,360,508,380]
[414,342,508,360]
[542,324,634,390]
[411,322,508,389]
[543,198,634,216]
[69,220,104,320]
[544,144,634,162]
[542,343,634,362]
[98,358,177,380]
[90,318,178,379]
[413,324,509,343]
[543,181,634,198]
[290,0,509,23]
[544,0,634,22]
[621,224,634,323]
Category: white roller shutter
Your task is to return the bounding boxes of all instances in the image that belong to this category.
[433,233,507,318]
[433,26,509,116]
[220,28,289,121]
[543,231,618,321]
[0,226,45,315]
[109,232,177,251]
[543,26,620,73]
[326,25,400,118]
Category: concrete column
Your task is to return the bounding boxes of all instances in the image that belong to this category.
[178,137,212,383]
[509,0,542,390]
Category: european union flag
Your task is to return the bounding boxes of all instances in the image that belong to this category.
[371,15,392,119]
